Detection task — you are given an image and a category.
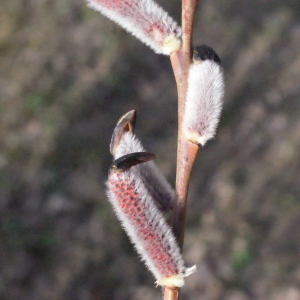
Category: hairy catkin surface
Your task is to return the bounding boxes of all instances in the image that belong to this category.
[114,132,175,213]
[183,60,224,145]
[107,168,195,286]
[87,0,182,54]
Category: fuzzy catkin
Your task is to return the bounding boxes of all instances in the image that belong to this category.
[87,0,182,55]
[183,46,224,146]
[114,132,175,213]
[107,166,196,286]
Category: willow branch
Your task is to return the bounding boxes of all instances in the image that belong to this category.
[172,0,200,253]
[163,1,200,300]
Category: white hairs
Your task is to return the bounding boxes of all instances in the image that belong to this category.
[114,132,175,213]
[183,47,225,146]
[107,165,196,286]
[87,0,182,55]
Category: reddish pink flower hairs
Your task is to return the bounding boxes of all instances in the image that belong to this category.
[107,152,196,287]
[87,0,182,55]
[85,0,226,293]
[110,110,175,214]
[104,46,224,289]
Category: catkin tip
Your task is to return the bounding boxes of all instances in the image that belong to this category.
[110,110,137,155]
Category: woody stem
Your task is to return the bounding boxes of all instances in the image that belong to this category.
[163,1,199,300]
[173,0,199,255]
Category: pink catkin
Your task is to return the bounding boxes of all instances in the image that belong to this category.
[107,170,196,286]
[114,131,175,213]
[92,0,166,34]
[87,0,182,55]
[109,173,178,276]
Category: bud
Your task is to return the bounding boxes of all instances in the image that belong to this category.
[110,110,175,213]
[87,0,182,55]
[107,152,196,287]
[183,45,225,146]
[110,110,137,156]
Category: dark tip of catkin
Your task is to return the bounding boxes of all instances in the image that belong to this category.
[193,45,221,65]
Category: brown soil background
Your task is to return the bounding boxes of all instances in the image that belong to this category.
[1,0,300,299]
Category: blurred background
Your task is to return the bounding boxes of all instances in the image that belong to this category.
[1,0,300,299]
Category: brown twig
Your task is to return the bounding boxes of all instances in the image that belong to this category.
[163,285,180,300]
[163,1,200,299]
[173,0,200,252]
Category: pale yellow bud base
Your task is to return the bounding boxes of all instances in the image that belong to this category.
[156,265,197,287]
[163,35,182,55]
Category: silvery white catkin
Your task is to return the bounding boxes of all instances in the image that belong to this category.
[87,0,182,55]
[183,45,225,146]
[114,131,175,213]
[107,154,196,287]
